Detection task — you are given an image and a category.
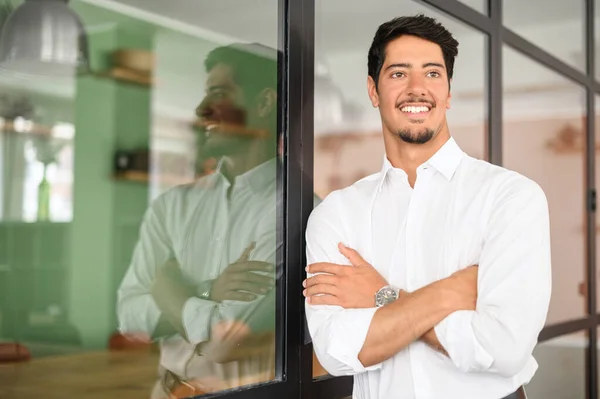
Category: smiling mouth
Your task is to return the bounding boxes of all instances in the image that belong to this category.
[399,104,432,118]
[203,122,220,138]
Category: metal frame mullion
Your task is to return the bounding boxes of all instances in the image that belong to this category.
[585,0,598,398]
[488,0,503,165]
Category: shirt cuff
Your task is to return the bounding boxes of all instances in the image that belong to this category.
[435,310,494,373]
[327,307,382,373]
[182,297,217,345]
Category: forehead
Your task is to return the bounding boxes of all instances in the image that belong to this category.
[206,63,237,87]
[383,35,446,68]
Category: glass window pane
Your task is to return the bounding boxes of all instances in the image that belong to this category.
[503,0,585,72]
[456,0,487,15]
[314,0,487,381]
[527,331,587,398]
[503,46,586,324]
[0,1,282,397]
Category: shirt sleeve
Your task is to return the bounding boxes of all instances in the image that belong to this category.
[117,194,174,336]
[183,197,279,345]
[119,184,278,346]
[434,176,552,377]
[305,192,381,376]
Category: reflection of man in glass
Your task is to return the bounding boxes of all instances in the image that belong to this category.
[117,42,280,398]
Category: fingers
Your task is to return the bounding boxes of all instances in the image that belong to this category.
[230,261,274,273]
[306,262,345,275]
[236,242,256,263]
[303,284,338,297]
[231,272,274,288]
[222,291,257,302]
[227,281,271,295]
[303,274,336,288]
[338,243,367,267]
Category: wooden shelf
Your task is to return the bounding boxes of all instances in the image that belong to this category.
[113,171,192,186]
[85,67,153,87]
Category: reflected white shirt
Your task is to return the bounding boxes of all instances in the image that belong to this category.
[117,158,278,386]
[305,138,552,399]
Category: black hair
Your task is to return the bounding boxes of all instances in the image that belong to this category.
[368,14,459,90]
[204,42,278,100]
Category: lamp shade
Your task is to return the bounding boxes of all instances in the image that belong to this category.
[0,0,89,77]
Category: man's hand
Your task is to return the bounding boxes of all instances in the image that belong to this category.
[211,242,275,302]
[303,243,387,308]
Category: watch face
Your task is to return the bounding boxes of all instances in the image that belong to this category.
[376,286,398,307]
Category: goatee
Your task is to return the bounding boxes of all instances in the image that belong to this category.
[396,128,435,144]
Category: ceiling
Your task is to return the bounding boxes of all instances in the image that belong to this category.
[82,0,586,52]
[0,0,589,126]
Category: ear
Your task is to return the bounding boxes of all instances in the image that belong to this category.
[367,76,379,108]
[446,80,452,109]
[256,88,277,118]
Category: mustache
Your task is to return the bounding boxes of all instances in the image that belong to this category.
[396,97,436,108]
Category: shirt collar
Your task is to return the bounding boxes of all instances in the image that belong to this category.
[214,156,278,193]
[381,137,464,181]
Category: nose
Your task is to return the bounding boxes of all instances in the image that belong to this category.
[406,74,426,97]
[195,96,213,119]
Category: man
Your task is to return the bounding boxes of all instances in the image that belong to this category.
[117,42,281,398]
[303,15,551,399]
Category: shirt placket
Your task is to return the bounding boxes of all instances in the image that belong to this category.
[384,171,410,287]
[210,182,231,278]
[406,167,432,399]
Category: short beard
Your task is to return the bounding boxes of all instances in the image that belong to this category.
[396,127,435,144]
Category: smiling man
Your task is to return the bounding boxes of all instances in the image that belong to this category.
[117,42,281,398]
[303,15,551,399]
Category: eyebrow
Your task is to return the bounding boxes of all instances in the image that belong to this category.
[385,62,445,70]
[206,84,231,92]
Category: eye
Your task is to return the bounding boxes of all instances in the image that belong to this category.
[391,71,405,79]
[427,71,441,78]
[211,90,227,100]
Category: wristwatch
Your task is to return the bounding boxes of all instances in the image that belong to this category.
[197,279,215,300]
[375,285,399,307]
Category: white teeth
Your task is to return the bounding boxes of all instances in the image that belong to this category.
[205,123,218,138]
[401,106,429,113]
[206,124,218,131]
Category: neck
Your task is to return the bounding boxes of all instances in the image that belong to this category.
[220,139,275,182]
[384,122,450,186]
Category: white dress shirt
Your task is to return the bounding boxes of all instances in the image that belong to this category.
[305,137,552,399]
[117,158,278,391]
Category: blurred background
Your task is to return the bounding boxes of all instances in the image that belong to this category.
[0,0,598,398]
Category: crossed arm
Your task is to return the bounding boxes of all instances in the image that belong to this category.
[117,195,277,362]
[304,242,477,370]
[304,182,551,377]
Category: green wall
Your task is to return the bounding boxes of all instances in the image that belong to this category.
[68,25,152,348]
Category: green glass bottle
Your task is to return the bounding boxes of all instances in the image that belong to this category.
[37,164,50,221]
